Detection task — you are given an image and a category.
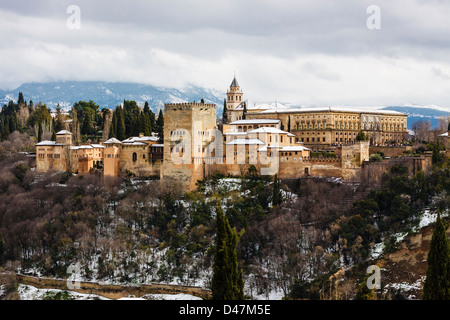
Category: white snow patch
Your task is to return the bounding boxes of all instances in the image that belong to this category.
[143,293,202,300]
[17,284,110,300]
[370,242,385,259]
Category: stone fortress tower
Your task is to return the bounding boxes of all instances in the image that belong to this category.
[161,101,217,193]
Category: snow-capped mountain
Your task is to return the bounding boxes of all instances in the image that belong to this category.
[381,105,449,129]
[0,81,225,114]
[0,81,448,129]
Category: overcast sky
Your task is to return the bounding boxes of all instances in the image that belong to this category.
[1,0,450,109]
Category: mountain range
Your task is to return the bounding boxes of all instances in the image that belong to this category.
[0,81,225,114]
[0,81,448,130]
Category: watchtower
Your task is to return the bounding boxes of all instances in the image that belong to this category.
[161,102,217,193]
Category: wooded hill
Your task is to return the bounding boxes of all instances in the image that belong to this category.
[0,130,448,299]
[0,92,164,144]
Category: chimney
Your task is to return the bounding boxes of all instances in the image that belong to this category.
[139,132,144,138]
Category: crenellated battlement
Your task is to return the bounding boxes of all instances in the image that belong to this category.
[164,102,216,111]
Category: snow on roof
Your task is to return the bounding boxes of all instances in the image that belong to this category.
[258,145,310,152]
[257,106,406,115]
[248,127,290,135]
[228,119,280,125]
[90,144,106,148]
[150,144,164,147]
[122,136,159,143]
[223,131,249,136]
[439,132,448,137]
[225,138,264,145]
[103,137,122,144]
[70,144,106,150]
[70,145,93,150]
[36,140,64,146]
[56,130,72,135]
[234,100,289,111]
[279,145,310,151]
[258,146,280,152]
[122,142,148,146]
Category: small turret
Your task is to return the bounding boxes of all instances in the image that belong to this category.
[226,75,243,111]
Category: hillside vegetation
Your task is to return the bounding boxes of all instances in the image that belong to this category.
[0,131,448,299]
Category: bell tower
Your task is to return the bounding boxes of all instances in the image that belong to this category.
[226,76,243,111]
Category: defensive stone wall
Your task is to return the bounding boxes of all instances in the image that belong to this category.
[361,154,433,185]
[369,146,413,158]
[16,274,211,300]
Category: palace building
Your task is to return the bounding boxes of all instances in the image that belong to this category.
[224,76,409,148]
[36,76,432,194]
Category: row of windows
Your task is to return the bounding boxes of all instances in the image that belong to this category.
[38,153,61,159]
[300,137,327,143]
[292,114,405,122]
[294,122,405,131]
[228,95,242,102]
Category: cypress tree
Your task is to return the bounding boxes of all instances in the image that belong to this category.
[222,98,228,124]
[143,101,150,115]
[242,102,247,120]
[37,123,43,142]
[149,110,156,133]
[116,106,126,141]
[212,206,244,300]
[156,109,164,143]
[109,108,117,139]
[54,104,64,132]
[272,174,283,206]
[8,112,17,133]
[142,112,151,136]
[18,92,25,105]
[131,110,141,136]
[422,209,449,300]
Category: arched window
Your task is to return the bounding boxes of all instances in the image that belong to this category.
[132,152,137,162]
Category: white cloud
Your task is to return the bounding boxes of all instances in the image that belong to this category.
[0,1,449,109]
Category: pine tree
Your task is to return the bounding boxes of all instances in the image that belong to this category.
[212,206,244,300]
[422,209,450,300]
[51,129,56,141]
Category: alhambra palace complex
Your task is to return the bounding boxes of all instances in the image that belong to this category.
[36,77,444,193]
